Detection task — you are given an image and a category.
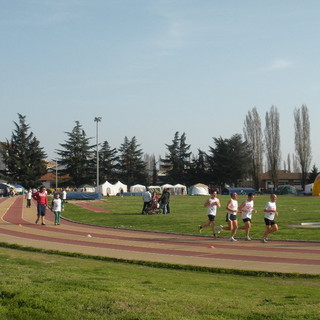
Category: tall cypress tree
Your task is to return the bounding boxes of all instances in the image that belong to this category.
[57,121,94,186]
[0,114,47,187]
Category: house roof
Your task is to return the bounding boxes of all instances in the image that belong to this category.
[261,171,302,180]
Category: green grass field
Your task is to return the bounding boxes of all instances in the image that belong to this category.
[0,194,319,319]
[0,247,319,320]
[62,194,320,241]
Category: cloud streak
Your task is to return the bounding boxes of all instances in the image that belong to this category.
[265,59,294,71]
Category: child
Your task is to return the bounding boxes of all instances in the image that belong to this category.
[51,193,64,225]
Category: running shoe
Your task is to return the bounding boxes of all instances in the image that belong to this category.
[245,236,251,241]
[261,238,268,243]
[217,225,223,233]
[198,225,203,233]
[229,237,237,242]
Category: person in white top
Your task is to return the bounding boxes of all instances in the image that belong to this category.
[51,193,64,225]
[198,191,221,236]
[237,193,257,241]
[25,189,32,208]
[217,192,240,242]
[141,190,152,214]
[262,194,279,243]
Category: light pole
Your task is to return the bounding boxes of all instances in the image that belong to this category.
[55,157,58,190]
[94,117,102,193]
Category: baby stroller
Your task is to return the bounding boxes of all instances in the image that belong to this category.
[143,198,161,215]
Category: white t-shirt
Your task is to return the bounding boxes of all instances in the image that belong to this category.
[52,198,63,212]
[241,200,254,219]
[207,197,220,216]
[227,199,238,216]
[142,191,152,202]
[264,201,276,220]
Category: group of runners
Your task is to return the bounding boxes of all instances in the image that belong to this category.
[198,191,279,243]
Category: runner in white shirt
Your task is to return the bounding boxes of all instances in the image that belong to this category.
[238,193,257,241]
[216,192,239,242]
[198,191,221,237]
[261,194,279,243]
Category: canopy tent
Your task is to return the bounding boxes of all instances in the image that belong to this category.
[189,183,209,196]
[100,181,115,196]
[147,185,162,194]
[113,181,127,195]
[130,184,146,193]
[276,185,297,196]
[303,183,313,195]
[173,184,187,195]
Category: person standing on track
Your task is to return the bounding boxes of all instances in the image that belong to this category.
[25,189,32,208]
[237,193,257,241]
[198,191,221,236]
[261,194,279,243]
[32,186,48,225]
[51,192,64,225]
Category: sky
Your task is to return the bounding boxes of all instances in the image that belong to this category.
[1,0,319,170]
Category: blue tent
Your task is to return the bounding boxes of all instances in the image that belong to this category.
[222,187,256,195]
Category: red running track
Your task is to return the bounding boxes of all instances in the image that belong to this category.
[0,196,319,275]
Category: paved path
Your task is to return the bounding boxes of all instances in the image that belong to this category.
[0,196,319,275]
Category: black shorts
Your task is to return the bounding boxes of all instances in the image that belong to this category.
[243,218,251,223]
[226,213,237,221]
[208,215,216,221]
[264,218,276,226]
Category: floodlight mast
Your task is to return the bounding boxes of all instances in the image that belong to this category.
[94,117,102,193]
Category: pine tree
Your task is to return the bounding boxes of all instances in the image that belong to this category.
[0,114,47,187]
[160,132,192,184]
[118,136,148,187]
[57,121,94,186]
[99,140,119,183]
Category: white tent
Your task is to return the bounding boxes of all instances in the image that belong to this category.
[100,181,115,196]
[304,183,313,195]
[113,181,127,195]
[147,185,162,194]
[173,184,187,195]
[190,183,209,195]
[130,184,146,193]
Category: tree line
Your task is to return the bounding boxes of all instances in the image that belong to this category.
[0,106,318,190]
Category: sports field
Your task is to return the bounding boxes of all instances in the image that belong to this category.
[0,194,319,319]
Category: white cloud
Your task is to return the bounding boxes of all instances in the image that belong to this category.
[265,59,294,71]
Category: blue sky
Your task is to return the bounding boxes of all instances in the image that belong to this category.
[1,0,319,170]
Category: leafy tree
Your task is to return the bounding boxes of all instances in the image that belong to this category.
[243,107,264,190]
[0,114,47,187]
[207,134,250,188]
[160,132,192,184]
[118,136,148,187]
[57,121,95,186]
[294,105,312,190]
[99,140,119,183]
[264,106,281,190]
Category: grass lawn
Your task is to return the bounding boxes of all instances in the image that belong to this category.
[62,194,320,241]
[0,247,319,320]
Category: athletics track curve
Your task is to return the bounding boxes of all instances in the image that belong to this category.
[0,196,319,275]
